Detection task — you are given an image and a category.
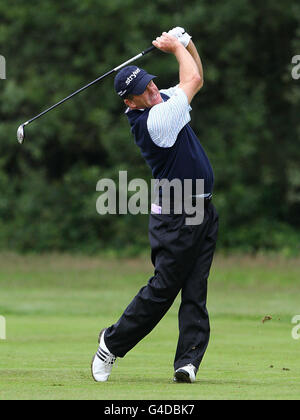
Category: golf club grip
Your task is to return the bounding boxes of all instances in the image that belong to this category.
[142,45,156,55]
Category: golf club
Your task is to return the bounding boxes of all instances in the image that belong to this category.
[17,45,156,144]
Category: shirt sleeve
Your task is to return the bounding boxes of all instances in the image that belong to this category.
[147,87,192,148]
[159,85,180,98]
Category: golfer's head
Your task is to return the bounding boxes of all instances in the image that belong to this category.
[114,65,162,109]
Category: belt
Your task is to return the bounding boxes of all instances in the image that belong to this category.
[151,194,213,215]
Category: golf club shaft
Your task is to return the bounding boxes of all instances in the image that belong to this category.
[24,45,156,126]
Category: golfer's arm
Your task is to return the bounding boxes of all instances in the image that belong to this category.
[174,44,203,104]
[186,40,204,84]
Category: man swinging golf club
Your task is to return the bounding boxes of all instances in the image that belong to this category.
[91,27,219,383]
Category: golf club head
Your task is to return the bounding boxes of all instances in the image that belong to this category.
[17,124,25,144]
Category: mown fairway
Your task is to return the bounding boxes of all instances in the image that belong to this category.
[0,253,299,400]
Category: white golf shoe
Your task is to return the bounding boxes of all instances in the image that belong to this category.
[174,364,197,383]
[91,329,116,382]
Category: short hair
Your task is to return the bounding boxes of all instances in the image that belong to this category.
[124,93,134,100]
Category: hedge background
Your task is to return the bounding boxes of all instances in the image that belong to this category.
[0,0,299,254]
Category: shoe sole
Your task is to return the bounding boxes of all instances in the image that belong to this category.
[174,370,192,383]
[91,328,107,382]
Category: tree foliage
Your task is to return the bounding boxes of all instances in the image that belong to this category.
[0,0,299,254]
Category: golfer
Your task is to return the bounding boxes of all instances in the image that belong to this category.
[91,28,219,383]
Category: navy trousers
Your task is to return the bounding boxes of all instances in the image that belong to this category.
[105,202,219,371]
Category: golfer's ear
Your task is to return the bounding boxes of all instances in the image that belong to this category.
[124,98,136,109]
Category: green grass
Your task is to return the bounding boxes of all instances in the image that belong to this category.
[0,253,299,400]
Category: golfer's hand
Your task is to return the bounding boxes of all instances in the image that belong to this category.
[152,32,182,53]
[168,26,185,39]
[168,27,192,48]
